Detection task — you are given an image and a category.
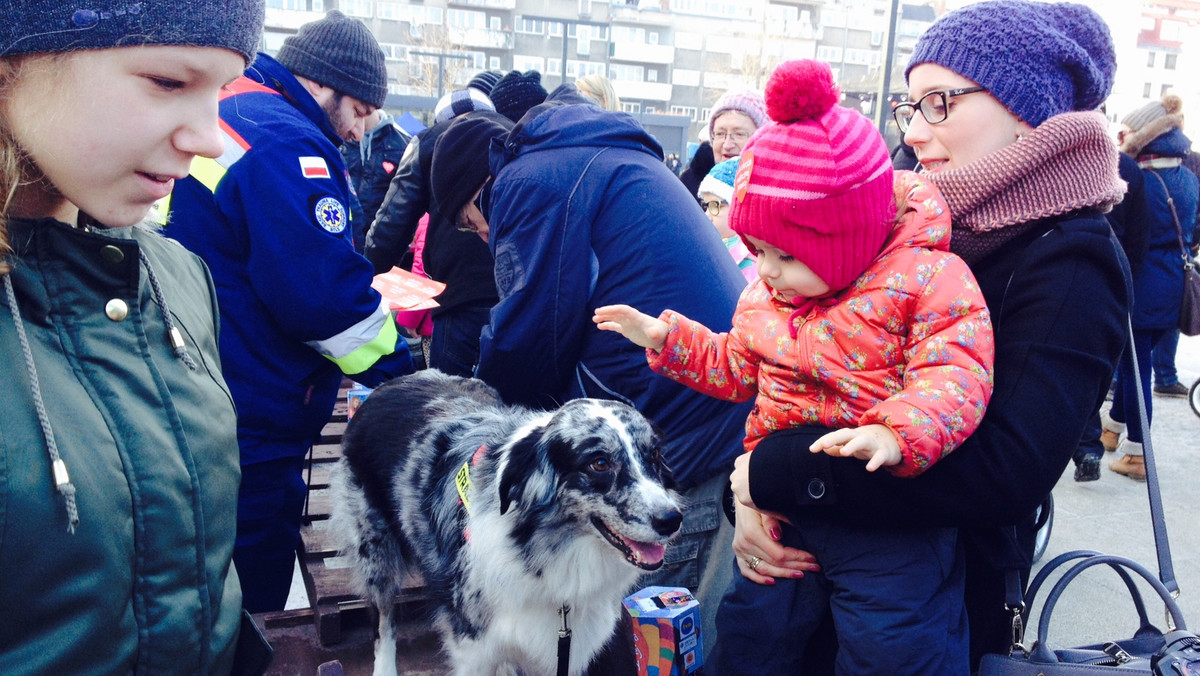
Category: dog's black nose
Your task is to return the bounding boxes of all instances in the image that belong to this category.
[652,509,683,536]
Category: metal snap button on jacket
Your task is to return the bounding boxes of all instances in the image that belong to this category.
[100,245,125,264]
[807,478,826,500]
[105,299,129,321]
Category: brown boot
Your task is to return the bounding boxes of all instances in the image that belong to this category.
[1099,428,1120,453]
[1109,454,1146,481]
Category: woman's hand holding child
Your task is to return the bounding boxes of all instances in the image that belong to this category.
[810,424,901,472]
[593,304,669,352]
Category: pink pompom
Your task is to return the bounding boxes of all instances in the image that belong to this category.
[765,60,840,123]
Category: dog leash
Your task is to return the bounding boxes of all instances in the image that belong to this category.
[558,604,572,676]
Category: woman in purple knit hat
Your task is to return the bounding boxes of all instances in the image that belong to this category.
[722,1,1131,672]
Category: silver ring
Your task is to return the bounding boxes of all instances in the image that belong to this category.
[747,555,763,572]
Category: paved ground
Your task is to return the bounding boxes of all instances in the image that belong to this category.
[1025,333,1200,650]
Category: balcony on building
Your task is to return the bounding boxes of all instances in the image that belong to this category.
[447,27,515,49]
[448,0,517,10]
[617,80,673,102]
[610,42,676,65]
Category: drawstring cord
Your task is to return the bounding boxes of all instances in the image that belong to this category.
[139,249,197,371]
[4,273,79,533]
[0,241,198,533]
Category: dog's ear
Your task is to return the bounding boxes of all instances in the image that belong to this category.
[498,430,543,515]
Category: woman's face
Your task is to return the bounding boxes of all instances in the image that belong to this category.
[5,45,244,227]
[903,63,1032,174]
[711,111,757,163]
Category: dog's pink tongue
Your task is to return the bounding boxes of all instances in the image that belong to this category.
[628,540,666,566]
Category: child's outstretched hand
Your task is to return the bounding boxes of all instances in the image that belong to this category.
[809,424,902,472]
[593,304,668,352]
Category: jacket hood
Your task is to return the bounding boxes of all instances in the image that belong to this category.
[1134,124,1192,159]
[878,170,953,259]
[489,97,663,176]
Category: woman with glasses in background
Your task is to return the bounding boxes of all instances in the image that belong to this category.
[725,1,1131,671]
[707,89,769,164]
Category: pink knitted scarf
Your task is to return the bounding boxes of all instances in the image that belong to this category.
[927,112,1125,264]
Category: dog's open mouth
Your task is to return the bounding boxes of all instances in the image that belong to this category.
[591,517,667,570]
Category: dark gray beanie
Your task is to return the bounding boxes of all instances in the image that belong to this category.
[1,0,265,63]
[276,10,388,109]
[489,70,549,123]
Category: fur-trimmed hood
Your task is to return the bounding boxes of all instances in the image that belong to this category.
[1120,93,1185,157]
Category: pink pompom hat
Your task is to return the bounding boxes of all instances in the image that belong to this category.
[729,59,894,292]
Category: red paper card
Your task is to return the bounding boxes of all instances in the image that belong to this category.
[371,267,446,312]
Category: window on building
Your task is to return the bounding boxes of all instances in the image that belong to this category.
[341,0,371,18]
[671,105,698,121]
[516,18,545,35]
[549,22,564,38]
[378,2,404,21]
[580,0,593,15]
[647,69,658,82]
[379,43,406,61]
[448,9,486,30]
[621,101,642,114]
[1165,53,1178,70]
[649,32,660,45]
[489,56,501,70]
[1147,51,1156,67]
[268,0,324,9]
[1143,82,1153,98]
[1162,84,1174,97]
[513,55,545,72]
[491,16,501,30]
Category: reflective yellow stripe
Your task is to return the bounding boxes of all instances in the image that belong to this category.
[329,312,399,375]
[190,156,228,193]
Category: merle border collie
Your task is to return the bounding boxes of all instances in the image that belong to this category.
[329,370,683,675]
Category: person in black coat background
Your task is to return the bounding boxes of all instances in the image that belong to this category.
[678,141,715,205]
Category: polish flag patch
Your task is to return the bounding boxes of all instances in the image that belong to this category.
[299,156,331,179]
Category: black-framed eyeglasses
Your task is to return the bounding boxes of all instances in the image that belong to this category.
[700,199,728,217]
[892,86,988,133]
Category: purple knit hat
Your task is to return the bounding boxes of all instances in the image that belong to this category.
[906,0,1115,127]
[708,89,769,139]
[730,60,894,292]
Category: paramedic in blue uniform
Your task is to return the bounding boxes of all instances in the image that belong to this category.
[167,10,414,612]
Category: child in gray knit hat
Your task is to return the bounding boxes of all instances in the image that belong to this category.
[1,1,268,673]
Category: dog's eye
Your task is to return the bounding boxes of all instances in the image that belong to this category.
[589,458,611,473]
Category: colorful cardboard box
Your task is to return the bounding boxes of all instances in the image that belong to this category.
[346,383,373,421]
[622,586,703,675]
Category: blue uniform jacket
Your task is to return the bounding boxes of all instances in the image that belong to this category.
[480,100,752,489]
[167,54,409,464]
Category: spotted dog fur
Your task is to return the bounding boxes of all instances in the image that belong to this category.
[329,370,684,676]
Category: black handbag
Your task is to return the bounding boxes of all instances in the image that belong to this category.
[1147,169,1200,336]
[978,318,1199,675]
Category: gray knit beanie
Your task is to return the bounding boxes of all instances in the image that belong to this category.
[907,0,1115,127]
[1,0,265,63]
[276,10,388,109]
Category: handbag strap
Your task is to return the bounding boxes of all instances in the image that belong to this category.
[1125,314,1179,599]
[1003,275,1181,655]
[1146,168,1192,268]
